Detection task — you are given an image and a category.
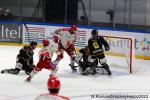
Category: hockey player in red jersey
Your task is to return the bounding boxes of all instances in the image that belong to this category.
[25,39,63,82]
[53,25,78,72]
[35,76,70,100]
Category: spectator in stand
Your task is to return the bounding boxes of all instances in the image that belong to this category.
[106,9,114,26]
[4,9,13,18]
[0,8,4,18]
[35,76,70,100]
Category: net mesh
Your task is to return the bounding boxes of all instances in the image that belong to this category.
[103,36,138,74]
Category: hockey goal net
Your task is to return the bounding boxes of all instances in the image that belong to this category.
[103,35,136,74]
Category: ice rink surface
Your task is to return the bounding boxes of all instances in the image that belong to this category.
[0,45,150,100]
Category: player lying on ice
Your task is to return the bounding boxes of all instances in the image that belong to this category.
[25,39,63,82]
[74,29,112,76]
[1,41,37,75]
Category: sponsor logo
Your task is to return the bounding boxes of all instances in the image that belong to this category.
[107,37,150,52]
[135,38,150,51]
[25,26,45,43]
[0,24,22,42]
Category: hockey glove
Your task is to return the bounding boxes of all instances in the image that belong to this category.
[49,62,57,70]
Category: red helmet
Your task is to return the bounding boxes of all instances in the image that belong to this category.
[42,39,49,46]
[47,76,60,89]
[71,25,77,31]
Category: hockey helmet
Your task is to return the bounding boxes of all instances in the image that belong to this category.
[71,25,77,31]
[42,39,49,46]
[30,41,37,46]
[47,76,60,89]
[91,29,98,37]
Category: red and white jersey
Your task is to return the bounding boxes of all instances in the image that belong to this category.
[54,28,78,49]
[38,40,58,60]
[35,93,70,100]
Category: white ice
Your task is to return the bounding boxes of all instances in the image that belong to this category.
[0,45,150,100]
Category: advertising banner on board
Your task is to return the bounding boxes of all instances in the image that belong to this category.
[22,24,150,60]
[0,24,22,43]
[23,24,87,48]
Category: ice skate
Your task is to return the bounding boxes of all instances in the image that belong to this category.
[25,76,32,82]
[69,64,77,72]
[1,69,14,74]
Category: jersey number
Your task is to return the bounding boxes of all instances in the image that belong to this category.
[93,42,99,49]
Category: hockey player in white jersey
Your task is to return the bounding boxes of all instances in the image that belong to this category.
[53,25,78,72]
[35,76,70,100]
[25,39,63,82]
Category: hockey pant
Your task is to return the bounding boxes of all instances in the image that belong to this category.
[59,43,76,67]
[26,59,58,81]
[15,58,34,74]
[33,59,58,76]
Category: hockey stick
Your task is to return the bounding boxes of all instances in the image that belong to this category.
[23,23,31,44]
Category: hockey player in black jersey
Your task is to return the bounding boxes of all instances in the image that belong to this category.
[88,29,112,75]
[74,46,90,75]
[1,41,37,75]
[74,46,98,75]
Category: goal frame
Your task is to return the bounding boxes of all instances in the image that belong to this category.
[102,35,133,74]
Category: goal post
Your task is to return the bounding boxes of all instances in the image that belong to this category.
[102,35,135,74]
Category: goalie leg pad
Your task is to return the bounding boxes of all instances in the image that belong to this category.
[102,63,112,75]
